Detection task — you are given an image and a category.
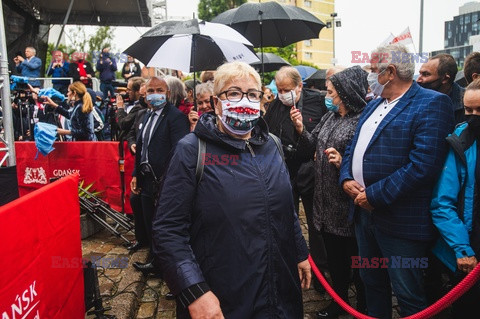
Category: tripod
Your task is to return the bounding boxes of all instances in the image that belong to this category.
[79,186,135,246]
[84,261,116,319]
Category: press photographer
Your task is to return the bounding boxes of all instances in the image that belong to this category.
[96,47,117,99]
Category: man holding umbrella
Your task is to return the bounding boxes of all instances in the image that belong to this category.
[264,66,328,291]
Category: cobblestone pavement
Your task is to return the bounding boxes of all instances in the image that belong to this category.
[82,206,455,319]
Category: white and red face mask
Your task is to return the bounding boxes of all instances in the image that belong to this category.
[218,97,261,135]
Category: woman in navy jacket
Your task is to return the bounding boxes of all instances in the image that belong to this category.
[152,61,311,319]
[54,81,95,141]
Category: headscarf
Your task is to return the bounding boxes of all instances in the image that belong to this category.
[329,65,368,113]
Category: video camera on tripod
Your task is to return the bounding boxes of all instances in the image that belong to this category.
[10,76,35,140]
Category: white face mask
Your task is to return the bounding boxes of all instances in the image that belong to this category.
[219,97,261,135]
[278,89,297,106]
[367,70,390,97]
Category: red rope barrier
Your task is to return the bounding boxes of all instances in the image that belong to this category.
[308,255,480,319]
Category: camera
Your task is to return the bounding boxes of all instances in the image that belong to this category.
[283,144,297,160]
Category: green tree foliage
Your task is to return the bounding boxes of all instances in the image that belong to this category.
[46,26,118,78]
[198,0,247,21]
[88,26,115,55]
[256,45,317,85]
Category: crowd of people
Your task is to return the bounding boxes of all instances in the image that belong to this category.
[6,42,480,319]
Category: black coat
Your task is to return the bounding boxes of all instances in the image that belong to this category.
[133,103,189,189]
[264,88,326,191]
[68,61,95,84]
[126,108,148,152]
[152,114,309,319]
[116,102,144,141]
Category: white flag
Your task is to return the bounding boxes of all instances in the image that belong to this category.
[390,27,414,46]
[380,33,395,46]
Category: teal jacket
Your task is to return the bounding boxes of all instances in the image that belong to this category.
[430,122,478,272]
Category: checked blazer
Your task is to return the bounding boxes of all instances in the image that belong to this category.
[339,81,455,241]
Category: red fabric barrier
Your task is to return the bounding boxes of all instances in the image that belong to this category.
[13,141,134,213]
[0,174,85,318]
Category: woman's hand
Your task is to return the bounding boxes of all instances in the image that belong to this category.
[188,291,224,319]
[290,106,303,134]
[324,147,342,169]
[298,259,311,289]
[57,128,71,135]
[188,110,199,124]
[457,256,478,273]
[42,96,58,108]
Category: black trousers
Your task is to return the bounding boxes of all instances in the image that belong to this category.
[322,231,366,311]
[292,187,329,290]
[130,192,148,246]
[138,174,160,267]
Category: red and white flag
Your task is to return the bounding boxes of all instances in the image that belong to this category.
[390,27,414,46]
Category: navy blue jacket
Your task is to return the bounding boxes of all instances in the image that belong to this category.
[340,82,455,241]
[96,54,117,83]
[152,114,309,318]
[133,103,189,184]
[16,56,42,87]
[47,61,70,85]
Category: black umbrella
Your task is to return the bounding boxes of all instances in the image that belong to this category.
[212,2,325,80]
[250,52,290,73]
[305,69,327,90]
[123,19,258,109]
[305,69,326,81]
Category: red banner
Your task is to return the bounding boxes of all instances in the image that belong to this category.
[13,141,134,213]
[0,174,85,318]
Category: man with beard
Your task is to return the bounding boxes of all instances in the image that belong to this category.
[116,76,146,141]
[417,54,465,123]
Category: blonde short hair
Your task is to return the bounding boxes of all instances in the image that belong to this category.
[213,61,261,95]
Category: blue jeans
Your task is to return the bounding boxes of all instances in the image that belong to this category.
[100,82,115,99]
[354,209,430,319]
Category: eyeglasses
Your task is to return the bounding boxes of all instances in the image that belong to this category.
[218,89,263,103]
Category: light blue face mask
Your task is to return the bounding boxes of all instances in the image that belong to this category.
[146,93,167,110]
[325,97,339,113]
[34,122,58,159]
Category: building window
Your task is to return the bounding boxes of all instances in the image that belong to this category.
[304,52,312,59]
[304,39,312,46]
[304,0,312,7]
[448,30,452,38]
[473,13,478,23]
[444,40,449,47]
[466,15,471,24]
[461,16,464,24]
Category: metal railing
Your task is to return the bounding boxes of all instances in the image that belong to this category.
[27,77,101,92]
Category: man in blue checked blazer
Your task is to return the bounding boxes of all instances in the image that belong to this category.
[339,44,455,319]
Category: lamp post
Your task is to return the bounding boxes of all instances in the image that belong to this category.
[327,12,341,66]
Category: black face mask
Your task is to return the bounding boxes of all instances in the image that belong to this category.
[418,77,443,91]
[466,114,480,137]
[139,96,148,108]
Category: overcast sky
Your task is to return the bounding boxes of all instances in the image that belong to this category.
[64,0,475,70]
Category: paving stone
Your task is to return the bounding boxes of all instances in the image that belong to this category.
[137,302,156,319]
